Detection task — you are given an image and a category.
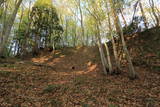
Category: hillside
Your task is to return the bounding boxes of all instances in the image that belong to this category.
[127,27,160,71]
[0,28,160,106]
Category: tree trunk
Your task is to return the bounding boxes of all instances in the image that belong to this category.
[0,0,23,56]
[139,1,148,29]
[78,0,85,46]
[33,33,39,55]
[0,0,5,7]
[119,9,127,27]
[96,23,108,75]
[104,42,113,74]
[73,13,77,47]
[131,1,139,23]
[107,4,121,71]
[0,2,8,55]
[149,0,159,26]
[109,0,137,79]
[86,31,89,46]
[22,4,32,56]
[149,10,156,26]
[65,17,69,46]
[155,7,160,19]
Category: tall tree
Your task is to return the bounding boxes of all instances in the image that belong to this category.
[139,0,148,29]
[0,0,23,56]
[106,2,121,71]
[149,0,159,26]
[109,0,137,79]
[74,0,85,46]
[30,0,63,54]
[85,0,111,74]
[0,0,5,7]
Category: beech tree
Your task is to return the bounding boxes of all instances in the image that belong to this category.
[109,0,137,79]
[0,0,23,56]
[139,0,148,29]
[106,2,121,71]
[149,0,159,26]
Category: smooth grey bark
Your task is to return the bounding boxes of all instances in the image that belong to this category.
[149,11,156,26]
[96,22,108,74]
[65,17,69,46]
[119,9,127,27]
[73,10,78,47]
[108,12,121,71]
[106,2,121,71]
[109,0,137,79]
[131,1,139,23]
[155,7,160,20]
[0,2,8,54]
[104,42,113,74]
[78,0,85,46]
[0,0,5,6]
[22,1,32,56]
[0,0,23,56]
[85,4,108,74]
[149,0,159,26]
[139,1,148,29]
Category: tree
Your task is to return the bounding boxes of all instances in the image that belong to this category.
[85,0,112,74]
[113,0,128,27]
[109,0,137,79]
[0,0,23,56]
[29,0,63,54]
[106,2,121,71]
[0,0,5,7]
[73,0,85,46]
[139,0,148,29]
[149,0,159,26]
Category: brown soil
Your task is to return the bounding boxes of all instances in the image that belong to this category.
[0,27,160,107]
[0,46,160,107]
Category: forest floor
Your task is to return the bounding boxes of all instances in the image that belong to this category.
[0,46,160,107]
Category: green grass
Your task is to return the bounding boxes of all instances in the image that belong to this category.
[73,76,86,85]
[109,104,119,107]
[0,70,11,77]
[43,84,61,93]
[108,96,119,102]
[82,104,90,107]
[49,99,62,107]
[0,64,15,68]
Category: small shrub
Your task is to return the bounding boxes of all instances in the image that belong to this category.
[73,76,86,85]
[145,98,155,107]
[0,64,15,68]
[0,70,11,77]
[43,84,61,93]
[109,104,119,107]
[82,104,90,107]
[50,99,62,107]
[108,96,118,102]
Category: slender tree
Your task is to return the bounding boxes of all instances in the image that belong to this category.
[104,42,113,74]
[106,2,121,71]
[139,0,148,29]
[149,0,159,26]
[0,0,23,56]
[76,0,85,46]
[109,0,137,79]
